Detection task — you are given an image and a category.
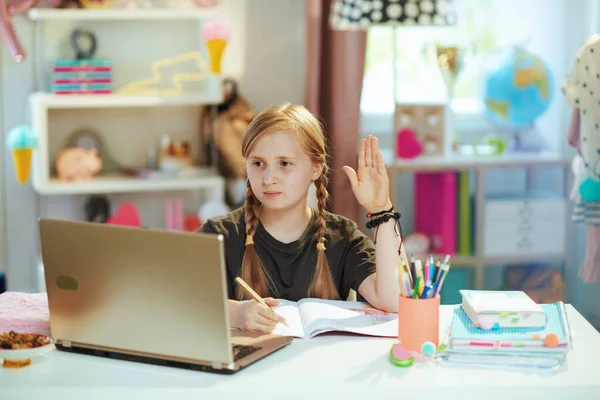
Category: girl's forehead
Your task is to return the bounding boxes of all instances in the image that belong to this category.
[249,131,305,156]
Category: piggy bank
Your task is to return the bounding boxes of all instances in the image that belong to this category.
[56,147,103,181]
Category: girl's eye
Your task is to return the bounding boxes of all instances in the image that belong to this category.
[281,161,292,167]
[252,161,264,167]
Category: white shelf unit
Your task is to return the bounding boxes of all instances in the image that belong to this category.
[27,5,227,199]
[34,174,224,196]
[30,92,223,109]
[384,151,572,291]
[29,92,224,196]
[28,8,217,21]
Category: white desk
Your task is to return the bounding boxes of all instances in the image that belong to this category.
[2,305,599,400]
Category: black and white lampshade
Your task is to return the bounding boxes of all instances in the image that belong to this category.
[330,0,457,29]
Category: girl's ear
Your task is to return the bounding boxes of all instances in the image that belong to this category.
[312,162,323,182]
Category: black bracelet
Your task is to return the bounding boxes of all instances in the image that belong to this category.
[365,212,400,229]
[366,206,394,219]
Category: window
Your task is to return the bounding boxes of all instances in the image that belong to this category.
[360,0,498,135]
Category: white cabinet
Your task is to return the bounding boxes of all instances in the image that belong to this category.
[483,198,566,257]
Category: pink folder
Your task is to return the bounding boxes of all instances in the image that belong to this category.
[414,172,456,254]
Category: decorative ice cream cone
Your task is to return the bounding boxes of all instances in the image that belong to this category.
[206,38,228,74]
[6,125,37,184]
[201,20,230,75]
[12,148,32,184]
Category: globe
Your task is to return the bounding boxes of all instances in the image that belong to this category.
[482,46,554,129]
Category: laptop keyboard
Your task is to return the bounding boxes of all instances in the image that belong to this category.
[232,344,262,361]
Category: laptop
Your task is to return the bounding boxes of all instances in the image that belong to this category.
[38,218,293,374]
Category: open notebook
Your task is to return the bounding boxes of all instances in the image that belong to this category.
[271,299,398,339]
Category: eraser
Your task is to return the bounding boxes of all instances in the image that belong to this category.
[389,344,414,367]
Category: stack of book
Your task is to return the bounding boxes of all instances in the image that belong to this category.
[437,290,572,372]
[50,60,113,95]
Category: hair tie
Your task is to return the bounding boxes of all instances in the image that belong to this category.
[316,242,326,251]
[245,235,255,246]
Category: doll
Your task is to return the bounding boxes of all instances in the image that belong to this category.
[562,34,600,283]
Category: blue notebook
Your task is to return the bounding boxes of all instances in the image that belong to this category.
[449,302,571,346]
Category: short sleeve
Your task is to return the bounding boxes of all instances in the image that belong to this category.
[198,220,217,234]
[341,229,376,293]
[562,57,580,107]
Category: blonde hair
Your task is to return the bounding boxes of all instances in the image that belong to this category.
[237,103,340,301]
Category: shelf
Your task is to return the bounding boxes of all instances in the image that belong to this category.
[383,150,571,172]
[33,173,225,195]
[415,253,566,267]
[483,254,566,266]
[29,92,223,109]
[28,8,217,21]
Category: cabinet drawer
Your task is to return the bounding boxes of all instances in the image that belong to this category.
[485,199,566,223]
[483,212,565,258]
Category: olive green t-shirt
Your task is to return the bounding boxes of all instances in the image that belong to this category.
[198,207,376,301]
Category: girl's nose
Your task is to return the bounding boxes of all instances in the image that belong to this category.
[262,166,277,185]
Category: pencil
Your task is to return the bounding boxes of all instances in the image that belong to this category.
[234,277,289,327]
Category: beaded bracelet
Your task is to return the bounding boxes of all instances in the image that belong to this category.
[365,212,400,230]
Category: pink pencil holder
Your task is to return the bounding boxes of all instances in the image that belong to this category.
[397,295,440,353]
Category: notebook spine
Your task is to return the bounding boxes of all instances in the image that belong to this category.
[556,301,573,350]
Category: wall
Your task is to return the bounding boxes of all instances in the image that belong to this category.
[0,47,5,276]
[1,0,306,293]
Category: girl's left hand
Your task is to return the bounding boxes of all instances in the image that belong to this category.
[343,135,393,214]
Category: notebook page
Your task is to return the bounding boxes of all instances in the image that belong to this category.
[297,299,397,338]
[271,299,305,338]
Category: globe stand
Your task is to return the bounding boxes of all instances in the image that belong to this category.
[510,124,545,153]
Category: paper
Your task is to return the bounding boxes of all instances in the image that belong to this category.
[270,299,397,339]
[271,300,305,338]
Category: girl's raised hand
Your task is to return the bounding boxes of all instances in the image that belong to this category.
[343,135,392,214]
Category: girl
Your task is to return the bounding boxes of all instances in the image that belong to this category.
[200,103,405,333]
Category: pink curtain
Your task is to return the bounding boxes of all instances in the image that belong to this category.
[305,0,367,222]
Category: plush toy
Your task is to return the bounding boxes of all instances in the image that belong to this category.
[55,147,102,181]
[562,34,600,283]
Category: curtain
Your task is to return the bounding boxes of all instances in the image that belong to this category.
[304,0,367,222]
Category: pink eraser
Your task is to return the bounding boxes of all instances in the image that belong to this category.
[392,344,411,360]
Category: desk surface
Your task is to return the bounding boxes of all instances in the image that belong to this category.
[2,305,599,400]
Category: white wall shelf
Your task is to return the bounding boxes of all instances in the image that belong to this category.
[34,173,224,196]
[30,92,223,109]
[383,150,571,172]
[385,151,572,291]
[30,90,224,196]
[28,8,217,21]
[410,253,567,268]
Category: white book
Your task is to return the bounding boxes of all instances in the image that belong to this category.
[270,299,398,339]
[459,290,547,329]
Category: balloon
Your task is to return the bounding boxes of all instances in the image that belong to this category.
[0,0,61,63]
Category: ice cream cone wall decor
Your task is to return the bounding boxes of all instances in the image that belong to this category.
[201,20,230,75]
[6,125,37,184]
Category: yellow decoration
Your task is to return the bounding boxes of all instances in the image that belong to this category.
[12,149,32,184]
[206,38,227,74]
[117,51,211,96]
